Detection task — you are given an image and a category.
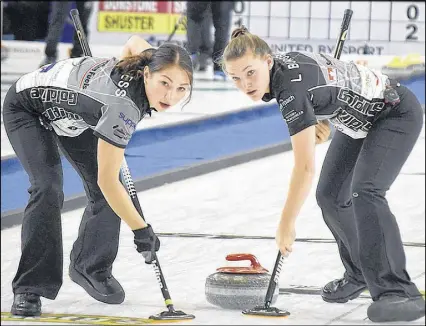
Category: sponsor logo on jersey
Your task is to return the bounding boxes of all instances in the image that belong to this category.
[331,110,373,137]
[115,74,134,97]
[337,88,385,117]
[42,106,83,122]
[112,125,131,140]
[332,88,384,136]
[30,87,78,105]
[80,60,109,89]
[119,112,137,130]
[283,110,304,124]
[279,95,295,110]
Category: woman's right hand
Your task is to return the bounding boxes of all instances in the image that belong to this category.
[133,224,161,264]
[276,220,296,257]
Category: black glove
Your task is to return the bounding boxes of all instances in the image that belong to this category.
[133,224,160,264]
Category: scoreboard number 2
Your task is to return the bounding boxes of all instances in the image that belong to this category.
[406,4,419,40]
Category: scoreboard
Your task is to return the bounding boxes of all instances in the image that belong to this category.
[231,1,424,43]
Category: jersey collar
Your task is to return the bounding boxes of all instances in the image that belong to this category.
[110,67,152,118]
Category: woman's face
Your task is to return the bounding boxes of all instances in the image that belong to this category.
[225,52,273,101]
[144,65,191,111]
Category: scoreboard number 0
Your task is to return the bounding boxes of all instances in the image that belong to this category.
[233,1,245,14]
[406,4,419,40]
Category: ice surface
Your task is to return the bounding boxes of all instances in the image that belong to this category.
[2,125,424,325]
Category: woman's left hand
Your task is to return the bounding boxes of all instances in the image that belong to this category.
[276,220,296,257]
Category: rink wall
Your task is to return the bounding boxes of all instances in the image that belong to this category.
[1,40,424,75]
[1,41,425,228]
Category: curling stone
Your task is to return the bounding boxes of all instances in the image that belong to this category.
[205,253,279,310]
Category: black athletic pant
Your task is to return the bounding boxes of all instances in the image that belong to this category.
[316,84,424,300]
[186,9,212,58]
[3,85,121,300]
[186,1,233,71]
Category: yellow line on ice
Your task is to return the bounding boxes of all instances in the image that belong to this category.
[1,312,182,325]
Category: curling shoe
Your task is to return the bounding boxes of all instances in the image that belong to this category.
[321,277,367,303]
[69,265,125,304]
[11,293,41,316]
[367,294,425,322]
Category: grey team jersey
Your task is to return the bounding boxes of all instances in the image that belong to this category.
[14,56,151,148]
[262,51,391,139]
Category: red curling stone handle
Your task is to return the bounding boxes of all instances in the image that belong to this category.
[226,253,263,269]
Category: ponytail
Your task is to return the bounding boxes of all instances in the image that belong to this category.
[231,26,249,39]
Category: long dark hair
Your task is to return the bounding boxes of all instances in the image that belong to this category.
[116,43,194,105]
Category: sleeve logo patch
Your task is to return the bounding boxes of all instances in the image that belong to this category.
[279,95,295,112]
[283,110,304,124]
[112,125,131,140]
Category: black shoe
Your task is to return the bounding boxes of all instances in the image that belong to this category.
[367,294,425,322]
[321,277,367,303]
[11,293,41,316]
[69,265,125,304]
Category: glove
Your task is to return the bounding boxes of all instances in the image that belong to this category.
[133,224,160,264]
[38,115,53,131]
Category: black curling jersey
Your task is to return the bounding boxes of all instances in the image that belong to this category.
[14,55,153,148]
[262,51,391,139]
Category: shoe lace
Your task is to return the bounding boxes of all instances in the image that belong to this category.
[335,278,349,287]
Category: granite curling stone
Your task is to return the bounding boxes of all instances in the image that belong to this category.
[205,253,279,310]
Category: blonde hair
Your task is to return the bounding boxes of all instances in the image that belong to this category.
[220,26,272,70]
